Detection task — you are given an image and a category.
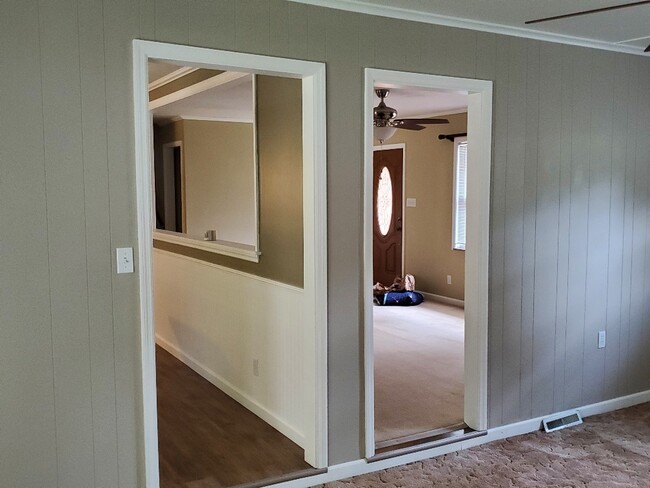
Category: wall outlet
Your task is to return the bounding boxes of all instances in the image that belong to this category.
[447,275,452,285]
[598,331,606,349]
[253,359,259,376]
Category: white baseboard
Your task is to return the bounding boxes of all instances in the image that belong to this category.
[155,335,306,449]
[278,388,650,488]
[421,291,464,308]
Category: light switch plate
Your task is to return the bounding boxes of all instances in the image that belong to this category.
[406,198,417,208]
[116,247,134,274]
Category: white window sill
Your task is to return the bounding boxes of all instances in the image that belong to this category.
[153,230,261,263]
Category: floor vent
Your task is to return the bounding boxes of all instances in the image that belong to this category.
[542,410,583,433]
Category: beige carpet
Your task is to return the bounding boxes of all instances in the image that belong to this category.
[374,301,464,443]
[323,402,650,487]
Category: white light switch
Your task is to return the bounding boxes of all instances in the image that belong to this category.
[116,247,134,274]
[406,198,417,208]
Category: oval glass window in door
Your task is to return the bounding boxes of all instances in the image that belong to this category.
[377,166,393,236]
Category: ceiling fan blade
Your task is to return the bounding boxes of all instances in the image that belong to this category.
[645,44,650,52]
[394,120,426,131]
[525,0,650,24]
[399,118,449,125]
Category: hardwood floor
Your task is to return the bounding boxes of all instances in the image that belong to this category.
[156,346,311,488]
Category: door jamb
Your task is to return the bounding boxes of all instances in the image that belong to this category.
[133,40,328,487]
[364,69,492,458]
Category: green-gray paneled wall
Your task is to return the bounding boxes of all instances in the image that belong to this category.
[1,1,650,487]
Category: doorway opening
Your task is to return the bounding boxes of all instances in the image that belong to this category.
[364,69,492,458]
[133,40,327,488]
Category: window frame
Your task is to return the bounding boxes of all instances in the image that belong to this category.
[452,136,468,251]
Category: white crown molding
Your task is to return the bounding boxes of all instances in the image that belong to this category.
[287,0,648,56]
[148,66,198,90]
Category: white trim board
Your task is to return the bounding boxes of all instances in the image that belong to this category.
[364,69,492,459]
[420,291,464,309]
[276,389,650,487]
[155,336,306,448]
[153,230,260,262]
[286,0,648,56]
[133,40,328,488]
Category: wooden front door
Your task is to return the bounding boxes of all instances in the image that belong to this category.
[373,148,403,286]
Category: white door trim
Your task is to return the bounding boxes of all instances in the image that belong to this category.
[364,69,492,457]
[133,40,328,488]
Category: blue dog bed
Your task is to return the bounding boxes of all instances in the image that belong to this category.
[376,290,424,306]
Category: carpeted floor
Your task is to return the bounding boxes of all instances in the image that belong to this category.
[322,402,650,487]
[374,301,464,442]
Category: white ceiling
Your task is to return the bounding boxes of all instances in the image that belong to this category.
[290,0,650,54]
[374,84,468,118]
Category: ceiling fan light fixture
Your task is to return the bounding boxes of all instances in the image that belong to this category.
[374,125,397,144]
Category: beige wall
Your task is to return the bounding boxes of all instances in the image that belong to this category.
[387,112,467,301]
[154,75,304,288]
[185,120,256,244]
[2,1,650,487]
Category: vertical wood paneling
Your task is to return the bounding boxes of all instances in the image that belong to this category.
[635,63,650,389]
[357,13,376,67]
[520,40,540,419]
[39,0,95,486]
[553,46,575,412]
[619,60,639,394]
[0,2,58,486]
[583,50,615,404]
[103,1,142,485]
[154,0,189,44]
[604,55,631,400]
[501,38,526,422]
[78,1,119,486]
[235,1,271,55]
[269,0,292,57]
[323,6,363,464]
[629,60,650,393]
[209,0,237,51]
[286,2,309,60]
[139,0,155,39]
[39,1,94,488]
[531,42,561,417]
[483,31,505,428]
[565,48,592,408]
[372,16,407,71]
[306,5,327,61]
[187,0,220,48]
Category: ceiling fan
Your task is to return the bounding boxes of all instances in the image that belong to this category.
[525,0,650,53]
[373,88,448,143]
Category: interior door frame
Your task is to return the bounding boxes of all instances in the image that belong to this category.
[373,143,406,281]
[363,69,492,457]
[133,40,328,487]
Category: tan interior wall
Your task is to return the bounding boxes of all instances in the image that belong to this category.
[183,120,256,244]
[154,75,304,288]
[386,112,467,301]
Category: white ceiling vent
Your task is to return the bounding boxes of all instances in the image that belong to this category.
[542,410,583,433]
